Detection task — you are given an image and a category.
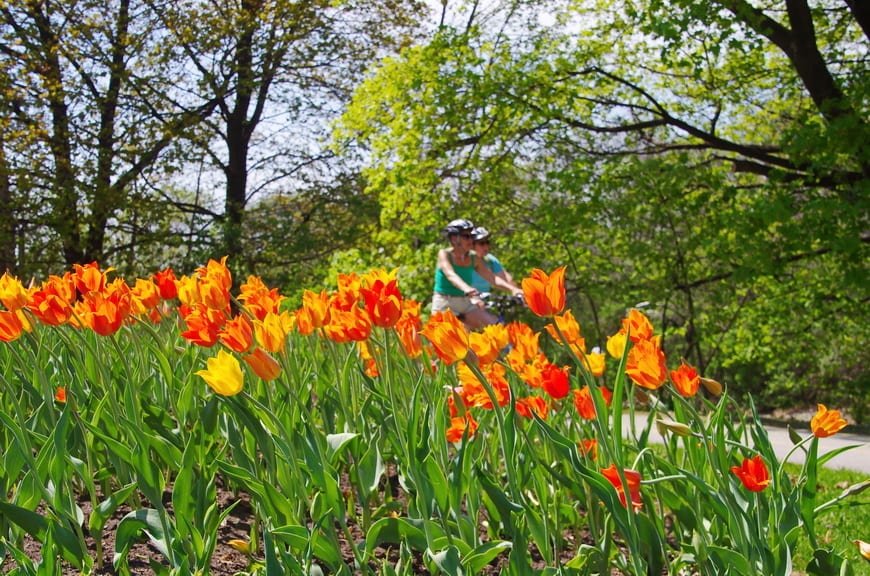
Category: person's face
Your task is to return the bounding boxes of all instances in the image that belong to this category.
[452,232,473,248]
[473,238,490,254]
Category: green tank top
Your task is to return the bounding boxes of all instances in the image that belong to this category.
[434,252,476,296]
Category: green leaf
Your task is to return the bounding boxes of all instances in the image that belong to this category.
[423,454,450,514]
[464,541,512,573]
[88,482,138,538]
[428,545,464,576]
[113,508,176,570]
[364,517,434,555]
[270,524,343,571]
[564,544,606,571]
[0,500,84,567]
[263,481,296,527]
[356,441,385,498]
[0,500,48,540]
[326,432,359,464]
[201,395,220,435]
[131,442,164,508]
[806,548,854,576]
[707,545,752,575]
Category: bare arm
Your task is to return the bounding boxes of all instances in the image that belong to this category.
[475,258,522,295]
[496,269,518,289]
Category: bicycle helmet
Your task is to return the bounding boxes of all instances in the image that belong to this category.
[444,218,474,236]
[471,226,490,241]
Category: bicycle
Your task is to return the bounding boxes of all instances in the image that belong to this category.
[479,292,526,324]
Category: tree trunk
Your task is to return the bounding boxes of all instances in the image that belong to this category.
[31,2,84,266]
[86,0,132,264]
[0,141,15,273]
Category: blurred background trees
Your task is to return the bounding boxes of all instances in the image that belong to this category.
[1,0,867,416]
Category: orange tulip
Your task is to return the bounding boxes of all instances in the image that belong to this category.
[242,347,282,381]
[199,277,231,312]
[27,289,73,326]
[421,310,469,365]
[622,308,654,343]
[239,281,284,321]
[79,289,131,336]
[153,268,179,300]
[181,304,227,347]
[238,274,270,296]
[323,305,372,343]
[573,385,613,420]
[601,464,643,510]
[512,352,548,390]
[0,272,29,311]
[516,395,548,420]
[545,310,585,352]
[55,386,66,403]
[670,358,700,397]
[731,455,770,492]
[358,341,380,377]
[360,276,403,329]
[456,363,510,409]
[579,438,598,460]
[446,412,478,443]
[220,314,255,353]
[254,312,289,353]
[573,386,596,420]
[198,256,232,291]
[175,274,201,306]
[295,290,331,335]
[572,385,613,420]
[395,314,423,358]
[361,268,396,289]
[0,309,23,342]
[130,278,161,315]
[811,404,847,438]
[337,272,362,292]
[72,262,113,294]
[541,363,570,399]
[197,349,244,396]
[521,266,567,317]
[625,337,667,390]
[469,330,502,366]
[507,321,540,364]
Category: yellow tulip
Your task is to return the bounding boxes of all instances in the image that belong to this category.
[811,404,848,438]
[196,349,244,396]
[606,331,627,359]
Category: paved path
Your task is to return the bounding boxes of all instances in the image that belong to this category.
[622,413,870,474]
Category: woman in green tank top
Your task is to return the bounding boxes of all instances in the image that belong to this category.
[432,218,525,330]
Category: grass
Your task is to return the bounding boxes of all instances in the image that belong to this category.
[786,463,870,575]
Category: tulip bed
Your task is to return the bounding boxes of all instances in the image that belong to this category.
[0,259,866,575]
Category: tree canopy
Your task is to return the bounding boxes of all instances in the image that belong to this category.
[336,0,869,410]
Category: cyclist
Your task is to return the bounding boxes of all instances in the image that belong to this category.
[432,219,524,329]
[470,226,520,294]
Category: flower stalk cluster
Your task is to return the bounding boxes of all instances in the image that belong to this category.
[0,260,865,575]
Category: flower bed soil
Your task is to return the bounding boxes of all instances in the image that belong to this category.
[2,470,648,575]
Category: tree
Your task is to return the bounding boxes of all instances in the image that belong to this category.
[337,0,869,407]
[0,0,217,273]
[153,0,427,277]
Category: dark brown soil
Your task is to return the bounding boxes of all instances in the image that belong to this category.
[2,471,625,575]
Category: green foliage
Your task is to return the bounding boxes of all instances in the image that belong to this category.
[336,0,869,411]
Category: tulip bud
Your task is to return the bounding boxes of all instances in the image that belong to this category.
[700,376,723,396]
[655,418,693,437]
